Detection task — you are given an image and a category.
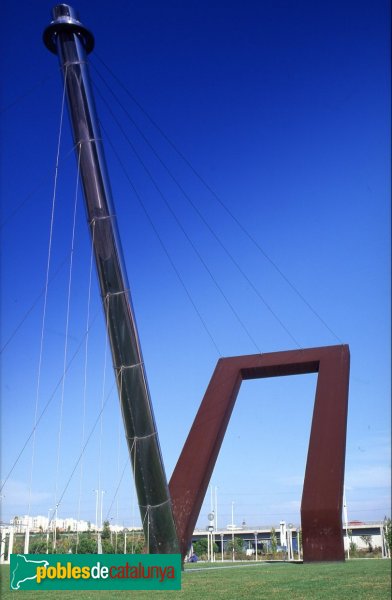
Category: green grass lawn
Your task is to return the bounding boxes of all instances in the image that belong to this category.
[1,559,390,599]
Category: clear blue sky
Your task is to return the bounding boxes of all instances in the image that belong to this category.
[1,0,390,531]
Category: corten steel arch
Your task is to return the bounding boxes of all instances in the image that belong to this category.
[169,344,350,562]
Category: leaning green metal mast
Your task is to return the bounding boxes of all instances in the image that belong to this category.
[43,4,179,554]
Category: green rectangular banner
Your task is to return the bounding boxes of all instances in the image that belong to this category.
[10,554,181,590]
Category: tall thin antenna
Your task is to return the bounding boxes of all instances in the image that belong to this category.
[43,4,179,554]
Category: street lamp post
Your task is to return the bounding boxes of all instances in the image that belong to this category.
[231,502,235,562]
[254,531,258,561]
[279,521,287,561]
[297,529,302,560]
[208,511,214,562]
[288,524,293,561]
[100,490,105,531]
[208,525,214,562]
[94,490,99,532]
[53,504,59,551]
[46,509,53,554]
[343,489,350,559]
[8,523,15,558]
[123,528,129,554]
[214,487,218,532]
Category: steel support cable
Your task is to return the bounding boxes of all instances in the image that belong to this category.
[96,295,110,530]
[93,55,343,345]
[115,395,122,534]
[0,74,56,114]
[95,89,261,353]
[48,381,116,528]
[97,82,297,351]
[104,455,131,524]
[0,150,75,231]
[100,123,222,357]
[27,67,68,520]
[1,178,51,231]
[0,309,100,494]
[141,502,150,554]
[0,256,69,354]
[109,362,127,530]
[77,219,96,535]
[53,141,81,520]
[131,432,137,553]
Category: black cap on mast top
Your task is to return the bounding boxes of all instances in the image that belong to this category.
[43,4,94,54]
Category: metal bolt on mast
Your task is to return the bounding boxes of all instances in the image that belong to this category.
[43,4,179,554]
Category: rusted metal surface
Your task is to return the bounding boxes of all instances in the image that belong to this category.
[301,345,350,561]
[169,345,350,561]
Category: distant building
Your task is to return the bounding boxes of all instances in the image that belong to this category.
[191,521,388,555]
[5,515,140,534]
[8,515,95,533]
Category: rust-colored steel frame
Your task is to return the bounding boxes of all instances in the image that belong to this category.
[169,345,350,562]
